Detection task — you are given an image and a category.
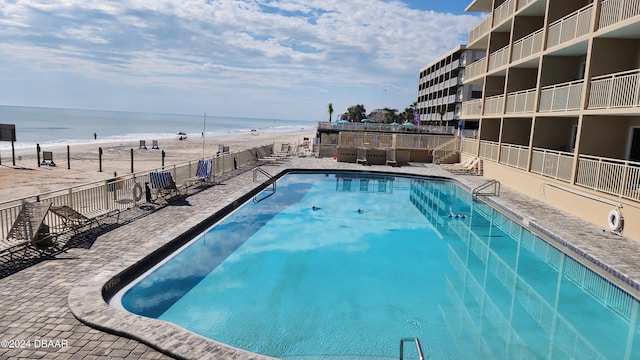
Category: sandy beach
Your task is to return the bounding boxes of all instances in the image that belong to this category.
[0,129,316,202]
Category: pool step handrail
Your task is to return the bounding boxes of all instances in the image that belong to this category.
[399,337,425,360]
[472,179,500,201]
[252,167,276,203]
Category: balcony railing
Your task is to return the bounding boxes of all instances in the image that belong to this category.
[511,28,544,62]
[588,69,640,109]
[538,80,584,112]
[547,4,593,48]
[499,143,529,170]
[461,137,479,155]
[488,45,510,71]
[599,0,640,29]
[462,99,483,117]
[576,155,640,202]
[530,148,574,182]
[484,94,505,115]
[465,58,487,81]
[469,15,492,44]
[505,88,537,114]
[479,140,500,162]
[493,0,517,26]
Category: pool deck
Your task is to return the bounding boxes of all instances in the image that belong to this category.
[2,157,640,359]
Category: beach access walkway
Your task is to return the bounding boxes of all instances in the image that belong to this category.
[1,157,639,359]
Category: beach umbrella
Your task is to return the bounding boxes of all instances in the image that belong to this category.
[337,120,349,123]
[402,122,415,126]
[176,131,187,135]
[361,118,370,123]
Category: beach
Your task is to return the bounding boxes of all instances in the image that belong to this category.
[0,129,317,202]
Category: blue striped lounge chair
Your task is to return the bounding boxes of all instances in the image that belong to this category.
[149,171,183,201]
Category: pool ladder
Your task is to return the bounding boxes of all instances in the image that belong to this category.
[472,179,500,201]
[399,337,425,360]
[253,167,276,203]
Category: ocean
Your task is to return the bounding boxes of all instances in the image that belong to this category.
[0,105,317,153]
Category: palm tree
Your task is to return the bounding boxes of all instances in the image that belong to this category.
[328,103,334,122]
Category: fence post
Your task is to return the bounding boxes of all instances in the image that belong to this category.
[67,145,71,170]
[37,144,41,168]
[130,149,134,173]
[162,150,165,169]
[99,147,103,172]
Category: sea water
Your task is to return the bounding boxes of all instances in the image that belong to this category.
[0,105,316,152]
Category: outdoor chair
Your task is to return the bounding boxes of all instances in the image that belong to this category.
[41,151,56,166]
[445,158,483,175]
[139,140,148,150]
[50,205,120,234]
[0,202,54,263]
[186,159,214,187]
[442,157,475,170]
[386,149,397,167]
[149,171,184,201]
[152,140,160,150]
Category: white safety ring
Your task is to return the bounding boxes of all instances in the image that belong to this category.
[607,208,624,232]
[132,183,143,202]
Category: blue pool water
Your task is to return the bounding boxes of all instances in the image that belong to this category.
[116,172,640,359]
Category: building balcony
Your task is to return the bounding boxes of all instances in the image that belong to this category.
[493,0,517,27]
[488,45,510,72]
[462,99,483,118]
[469,15,492,45]
[530,148,574,182]
[465,58,487,82]
[511,28,544,63]
[484,94,505,116]
[538,79,584,112]
[576,155,640,202]
[479,140,500,162]
[587,69,640,110]
[599,0,640,30]
[546,3,593,49]
[505,88,537,114]
[499,143,529,170]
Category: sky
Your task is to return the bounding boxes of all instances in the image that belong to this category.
[0,0,482,121]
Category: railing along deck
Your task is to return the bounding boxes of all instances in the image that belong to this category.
[499,143,529,170]
[547,4,593,48]
[576,155,640,202]
[492,0,516,27]
[588,69,640,109]
[479,140,500,162]
[461,137,479,155]
[469,14,492,45]
[0,146,269,239]
[530,148,574,182]
[539,79,584,112]
[505,88,537,114]
[464,58,487,82]
[488,45,510,72]
[599,0,640,29]
[462,99,483,118]
[484,94,505,116]
[511,28,544,62]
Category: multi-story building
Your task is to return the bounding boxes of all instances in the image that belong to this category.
[417,45,485,128]
[459,0,640,241]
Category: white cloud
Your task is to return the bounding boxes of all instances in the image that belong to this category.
[0,0,481,118]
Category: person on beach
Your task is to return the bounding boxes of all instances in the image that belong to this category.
[94,132,97,140]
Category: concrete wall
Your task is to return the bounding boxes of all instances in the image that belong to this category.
[482,161,640,243]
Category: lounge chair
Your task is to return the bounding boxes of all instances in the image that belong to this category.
[151,140,160,150]
[139,140,148,150]
[0,202,54,263]
[186,159,214,187]
[149,171,184,201]
[442,157,475,170]
[446,158,483,175]
[50,205,120,234]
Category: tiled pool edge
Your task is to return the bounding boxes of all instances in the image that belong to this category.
[67,164,640,360]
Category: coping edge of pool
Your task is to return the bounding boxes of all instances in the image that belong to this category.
[68,168,640,360]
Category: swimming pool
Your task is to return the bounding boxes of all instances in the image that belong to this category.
[112,171,640,359]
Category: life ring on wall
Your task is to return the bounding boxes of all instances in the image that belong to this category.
[132,183,143,202]
[607,208,624,232]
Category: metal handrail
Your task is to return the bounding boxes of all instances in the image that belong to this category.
[399,337,424,360]
[252,167,276,203]
[472,179,501,200]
